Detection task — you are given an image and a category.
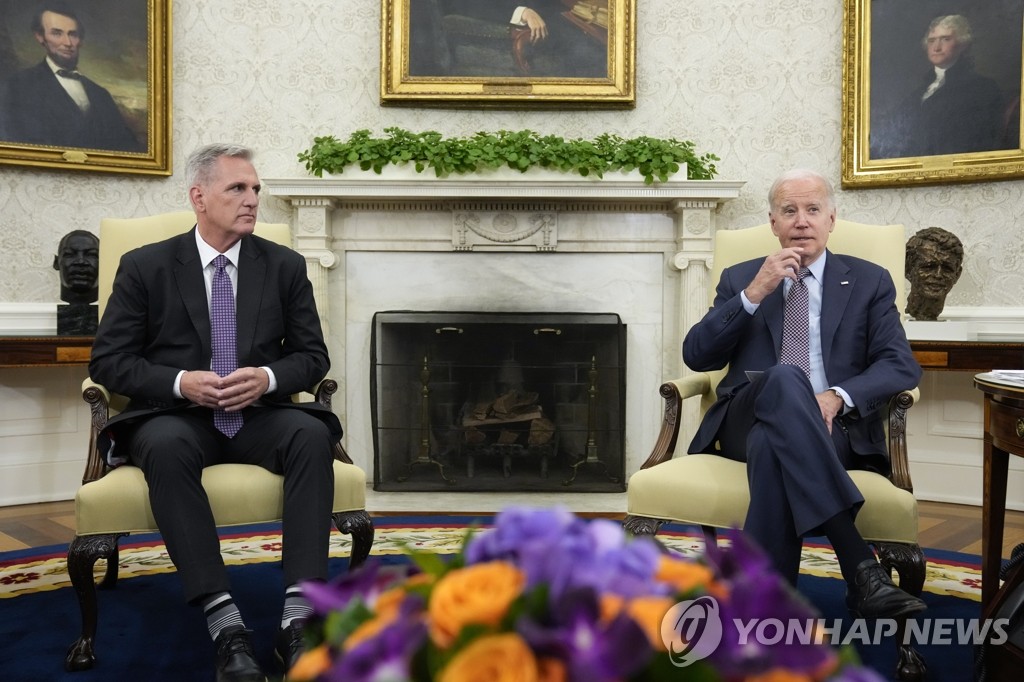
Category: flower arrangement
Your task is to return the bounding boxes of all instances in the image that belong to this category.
[297,128,719,185]
[291,507,883,682]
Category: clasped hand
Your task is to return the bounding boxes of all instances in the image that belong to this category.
[743,247,805,305]
[181,368,269,412]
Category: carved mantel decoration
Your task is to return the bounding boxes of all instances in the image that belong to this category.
[263,173,744,475]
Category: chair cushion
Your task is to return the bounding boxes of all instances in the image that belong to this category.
[627,455,918,544]
[75,462,366,535]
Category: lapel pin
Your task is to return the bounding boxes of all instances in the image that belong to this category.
[840,281,849,285]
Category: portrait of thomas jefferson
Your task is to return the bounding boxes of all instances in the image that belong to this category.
[868,5,1022,160]
[0,1,148,152]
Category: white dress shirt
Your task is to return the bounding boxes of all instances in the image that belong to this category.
[172,230,277,398]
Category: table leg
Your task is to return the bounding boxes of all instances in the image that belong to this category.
[982,442,1009,612]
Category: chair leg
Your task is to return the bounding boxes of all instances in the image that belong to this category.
[332,510,374,570]
[64,533,126,672]
[700,525,719,548]
[876,541,928,682]
[622,514,665,537]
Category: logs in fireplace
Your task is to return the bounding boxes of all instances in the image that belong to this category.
[371,311,626,492]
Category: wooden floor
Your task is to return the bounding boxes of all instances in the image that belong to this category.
[2,498,1024,558]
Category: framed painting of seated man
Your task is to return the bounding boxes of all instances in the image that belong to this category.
[0,0,170,175]
[382,0,635,108]
[841,0,1024,188]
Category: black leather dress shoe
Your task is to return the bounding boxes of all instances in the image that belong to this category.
[214,625,266,682]
[845,559,927,619]
[275,619,307,674]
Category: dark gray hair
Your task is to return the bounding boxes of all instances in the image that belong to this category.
[33,4,84,39]
[185,143,254,190]
[768,168,836,212]
[923,15,973,49]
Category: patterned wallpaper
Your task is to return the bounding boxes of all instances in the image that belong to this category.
[1,0,1021,308]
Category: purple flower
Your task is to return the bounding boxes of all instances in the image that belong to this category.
[466,507,666,600]
[303,561,411,615]
[325,615,427,682]
[826,666,889,682]
[704,531,835,677]
[517,587,652,682]
[464,506,579,564]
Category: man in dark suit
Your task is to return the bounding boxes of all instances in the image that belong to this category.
[90,143,337,681]
[0,4,141,151]
[683,169,925,619]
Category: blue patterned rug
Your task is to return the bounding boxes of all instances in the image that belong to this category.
[0,515,983,681]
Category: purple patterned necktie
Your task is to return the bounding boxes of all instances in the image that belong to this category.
[210,255,243,437]
[779,267,811,378]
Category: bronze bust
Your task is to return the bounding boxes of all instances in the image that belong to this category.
[905,227,964,321]
[53,230,99,334]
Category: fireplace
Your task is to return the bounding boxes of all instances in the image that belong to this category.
[371,311,626,492]
[263,174,743,485]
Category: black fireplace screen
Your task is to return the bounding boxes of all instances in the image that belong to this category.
[370,311,626,492]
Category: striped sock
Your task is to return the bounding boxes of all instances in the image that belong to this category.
[281,584,313,628]
[201,592,244,641]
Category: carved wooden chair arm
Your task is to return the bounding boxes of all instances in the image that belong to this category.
[81,379,112,485]
[638,373,712,470]
[310,378,354,465]
[886,387,919,493]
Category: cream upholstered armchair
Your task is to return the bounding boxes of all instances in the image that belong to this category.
[623,220,926,681]
[65,211,373,672]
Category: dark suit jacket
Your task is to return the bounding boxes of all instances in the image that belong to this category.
[90,228,341,457]
[683,251,921,471]
[903,59,1005,157]
[0,61,141,151]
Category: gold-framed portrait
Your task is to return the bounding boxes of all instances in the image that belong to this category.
[841,0,1023,188]
[0,0,171,176]
[380,0,634,108]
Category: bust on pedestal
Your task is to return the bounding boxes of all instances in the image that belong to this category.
[54,230,99,335]
[905,226,964,322]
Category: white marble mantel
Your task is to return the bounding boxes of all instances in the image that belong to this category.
[263,173,744,479]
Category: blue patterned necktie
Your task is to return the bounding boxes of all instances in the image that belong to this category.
[779,268,811,378]
[210,255,243,437]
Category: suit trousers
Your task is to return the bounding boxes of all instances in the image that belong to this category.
[716,364,864,584]
[125,406,335,603]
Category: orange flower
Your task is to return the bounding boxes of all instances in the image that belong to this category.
[537,657,567,682]
[599,594,674,651]
[345,611,397,651]
[655,555,724,596]
[428,561,525,648]
[439,633,540,682]
[625,596,676,651]
[746,670,815,682]
[287,643,331,681]
[345,585,414,650]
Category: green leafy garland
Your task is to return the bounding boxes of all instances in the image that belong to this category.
[298,128,718,185]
